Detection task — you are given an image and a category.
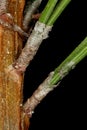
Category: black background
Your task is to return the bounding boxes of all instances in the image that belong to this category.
[24,0,87,129]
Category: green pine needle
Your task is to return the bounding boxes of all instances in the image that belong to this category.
[50,37,87,85]
[39,0,58,24]
[47,0,71,25]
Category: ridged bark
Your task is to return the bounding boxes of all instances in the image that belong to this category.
[0,0,29,129]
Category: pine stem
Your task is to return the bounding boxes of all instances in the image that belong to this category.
[23,36,87,117]
[13,21,52,73]
[0,0,29,129]
[23,71,55,117]
[13,0,71,73]
[23,0,42,31]
[0,0,8,14]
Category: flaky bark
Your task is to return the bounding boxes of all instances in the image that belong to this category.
[0,0,29,130]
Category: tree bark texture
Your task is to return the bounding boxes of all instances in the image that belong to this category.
[0,0,29,129]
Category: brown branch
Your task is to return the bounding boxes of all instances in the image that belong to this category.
[0,13,28,37]
[0,0,28,37]
[0,0,30,129]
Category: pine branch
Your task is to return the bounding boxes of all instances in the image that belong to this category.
[1,0,72,119]
[23,71,55,117]
[12,0,70,73]
[0,0,28,129]
[0,0,8,15]
[13,21,52,73]
[23,36,87,118]
[23,0,42,31]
